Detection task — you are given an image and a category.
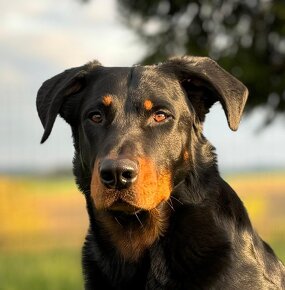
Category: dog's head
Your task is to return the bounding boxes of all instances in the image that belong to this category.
[37,56,248,214]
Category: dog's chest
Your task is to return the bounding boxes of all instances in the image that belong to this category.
[146,243,173,288]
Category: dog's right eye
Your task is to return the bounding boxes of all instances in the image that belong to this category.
[88,112,103,123]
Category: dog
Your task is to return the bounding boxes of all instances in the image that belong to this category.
[37,56,285,289]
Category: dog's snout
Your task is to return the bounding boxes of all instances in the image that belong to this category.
[99,159,138,189]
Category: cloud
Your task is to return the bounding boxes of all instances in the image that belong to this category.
[1,0,146,72]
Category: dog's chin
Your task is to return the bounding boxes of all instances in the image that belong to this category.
[109,209,149,226]
[105,200,150,226]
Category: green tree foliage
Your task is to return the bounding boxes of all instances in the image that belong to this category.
[117,0,285,122]
[84,0,285,122]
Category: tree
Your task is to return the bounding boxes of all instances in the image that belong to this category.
[89,0,285,123]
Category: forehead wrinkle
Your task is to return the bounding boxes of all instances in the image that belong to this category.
[140,71,177,101]
[125,67,180,115]
[90,66,130,96]
[127,68,170,99]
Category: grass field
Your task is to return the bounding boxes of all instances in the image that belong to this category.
[0,249,83,290]
[0,172,284,289]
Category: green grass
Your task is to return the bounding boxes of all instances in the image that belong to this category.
[0,243,283,290]
[0,249,83,290]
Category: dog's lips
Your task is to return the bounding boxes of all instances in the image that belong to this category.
[108,200,142,215]
[107,200,147,225]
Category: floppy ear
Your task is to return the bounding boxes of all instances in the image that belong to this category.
[163,56,248,131]
[36,61,101,143]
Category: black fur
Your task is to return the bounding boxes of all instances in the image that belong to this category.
[37,56,285,289]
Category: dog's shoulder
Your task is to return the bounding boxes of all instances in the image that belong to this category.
[161,177,285,289]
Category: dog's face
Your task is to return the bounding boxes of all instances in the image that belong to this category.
[79,66,192,212]
[37,56,248,215]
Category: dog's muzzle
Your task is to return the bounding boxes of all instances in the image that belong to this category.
[99,158,138,190]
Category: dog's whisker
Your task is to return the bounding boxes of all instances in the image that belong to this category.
[166,200,175,211]
[170,196,184,205]
[169,197,174,209]
[114,216,122,227]
[128,228,133,242]
[135,212,144,228]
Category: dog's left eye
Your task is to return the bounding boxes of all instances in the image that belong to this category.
[88,112,103,123]
[153,111,169,123]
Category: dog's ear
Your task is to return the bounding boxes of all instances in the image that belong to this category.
[36,61,101,143]
[162,56,248,131]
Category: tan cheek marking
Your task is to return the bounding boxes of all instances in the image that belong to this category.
[91,157,172,211]
[134,158,172,210]
[91,160,115,210]
[90,160,103,208]
[144,99,153,111]
[102,95,112,106]
[90,158,172,261]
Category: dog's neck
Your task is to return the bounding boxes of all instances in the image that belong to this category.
[180,126,220,202]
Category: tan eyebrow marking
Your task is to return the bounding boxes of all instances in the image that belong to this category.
[102,95,113,106]
[144,99,153,111]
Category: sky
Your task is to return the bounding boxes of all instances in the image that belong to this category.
[1,0,285,173]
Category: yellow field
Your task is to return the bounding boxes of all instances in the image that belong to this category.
[0,172,284,289]
[0,172,284,253]
[226,171,285,244]
[0,176,88,252]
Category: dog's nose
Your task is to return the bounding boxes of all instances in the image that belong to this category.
[99,159,138,189]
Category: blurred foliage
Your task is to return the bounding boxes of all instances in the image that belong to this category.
[116,0,285,124]
[85,0,285,124]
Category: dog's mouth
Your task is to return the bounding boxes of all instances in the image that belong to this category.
[107,200,149,225]
[108,199,142,214]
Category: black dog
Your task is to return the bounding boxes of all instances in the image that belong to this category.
[37,56,285,289]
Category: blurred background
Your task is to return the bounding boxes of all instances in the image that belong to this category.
[0,0,284,289]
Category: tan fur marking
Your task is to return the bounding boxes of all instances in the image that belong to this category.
[90,157,172,211]
[90,157,173,261]
[134,158,172,210]
[91,160,117,210]
[183,150,189,161]
[144,99,153,111]
[102,95,112,106]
